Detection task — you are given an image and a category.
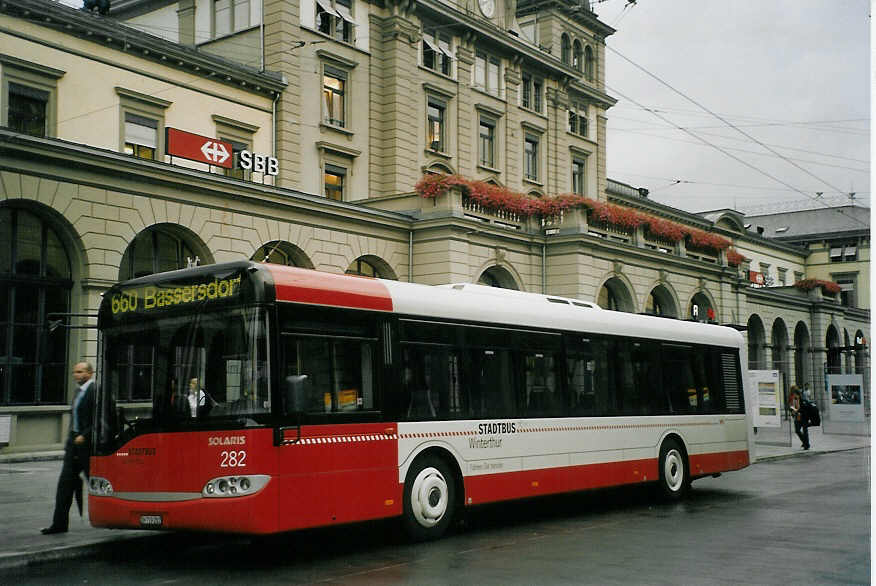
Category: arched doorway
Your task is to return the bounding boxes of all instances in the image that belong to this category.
[826,325,841,374]
[477,266,519,290]
[771,318,789,397]
[0,204,72,404]
[346,255,397,280]
[747,314,767,370]
[854,330,868,374]
[688,292,715,323]
[119,224,212,280]
[251,241,313,268]
[794,321,811,390]
[645,285,678,317]
[597,277,635,312]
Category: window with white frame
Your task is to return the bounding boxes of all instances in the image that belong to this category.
[316,0,355,43]
[427,97,446,152]
[829,241,858,262]
[524,133,540,182]
[1,56,63,139]
[478,115,496,168]
[572,39,582,71]
[324,163,346,201]
[474,50,501,96]
[568,101,588,137]
[213,0,250,37]
[322,66,347,127]
[833,273,858,307]
[521,72,543,113]
[572,156,587,195]
[124,113,158,160]
[117,87,170,161]
[422,26,453,76]
[584,45,594,81]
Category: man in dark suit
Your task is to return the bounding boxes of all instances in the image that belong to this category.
[42,362,95,534]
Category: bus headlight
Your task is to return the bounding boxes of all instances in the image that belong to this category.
[202,475,269,498]
[88,476,114,496]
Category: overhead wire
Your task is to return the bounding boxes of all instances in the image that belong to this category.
[605,44,869,216]
[604,82,869,228]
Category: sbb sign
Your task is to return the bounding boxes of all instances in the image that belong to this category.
[166,128,279,176]
[239,150,279,176]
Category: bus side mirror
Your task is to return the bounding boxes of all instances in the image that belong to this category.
[284,375,310,416]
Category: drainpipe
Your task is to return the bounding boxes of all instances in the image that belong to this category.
[409,229,414,283]
[272,90,279,185]
[260,0,265,72]
[542,241,546,294]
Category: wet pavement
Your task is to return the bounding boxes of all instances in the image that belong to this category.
[0,420,868,571]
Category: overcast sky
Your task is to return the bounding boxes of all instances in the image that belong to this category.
[592,0,870,215]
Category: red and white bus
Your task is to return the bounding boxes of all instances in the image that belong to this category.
[90,261,753,540]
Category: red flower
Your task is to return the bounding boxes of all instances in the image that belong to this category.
[726,249,746,267]
[794,279,842,294]
[413,174,735,252]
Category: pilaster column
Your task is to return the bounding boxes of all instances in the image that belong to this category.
[264,0,302,189]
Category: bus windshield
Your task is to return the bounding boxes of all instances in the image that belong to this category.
[96,306,270,454]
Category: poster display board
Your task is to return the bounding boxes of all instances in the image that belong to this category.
[826,374,865,422]
[750,370,782,427]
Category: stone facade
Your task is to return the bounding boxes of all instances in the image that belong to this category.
[0,0,868,457]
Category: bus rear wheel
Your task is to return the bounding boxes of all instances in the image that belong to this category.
[402,455,456,541]
[658,439,689,501]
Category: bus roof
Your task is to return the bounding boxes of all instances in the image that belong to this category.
[262,263,743,349]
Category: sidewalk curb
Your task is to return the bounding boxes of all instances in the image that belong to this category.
[0,533,163,572]
[755,445,869,464]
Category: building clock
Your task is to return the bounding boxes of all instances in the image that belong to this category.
[478,0,495,18]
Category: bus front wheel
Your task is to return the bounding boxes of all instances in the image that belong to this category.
[658,439,689,501]
[402,455,456,541]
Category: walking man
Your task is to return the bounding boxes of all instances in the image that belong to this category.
[42,362,95,534]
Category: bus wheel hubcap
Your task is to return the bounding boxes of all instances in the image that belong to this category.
[664,449,684,492]
[411,466,448,528]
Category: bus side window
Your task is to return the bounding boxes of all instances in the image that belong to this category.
[522,351,560,417]
[282,336,374,414]
[662,344,696,414]
[630,341,663,415]
[402,346,437,420]
[467,348,515,418]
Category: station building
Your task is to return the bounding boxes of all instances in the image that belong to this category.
[0,0,868,456]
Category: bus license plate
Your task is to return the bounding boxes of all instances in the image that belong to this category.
[139,515,163,528]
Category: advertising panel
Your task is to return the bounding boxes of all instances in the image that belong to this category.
[749,370,782,427]
[826,374,865,422]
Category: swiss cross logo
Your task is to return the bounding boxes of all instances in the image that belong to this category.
[166,128,233,169]
[200,141,230,164]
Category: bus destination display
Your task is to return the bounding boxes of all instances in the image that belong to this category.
[110,275,242,315]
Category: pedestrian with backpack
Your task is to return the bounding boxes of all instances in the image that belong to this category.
[788,384,810,450]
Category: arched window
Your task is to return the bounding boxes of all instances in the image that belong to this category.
[0,206,71,405]
[584,45,594,80]
[561,34,571,65]
[645,285,678,317]
[826,325,841,374]
[347,258,379,277]
[572,39,582,71]
[688,292,715,322]
[252,241,313,268]
[120,225,201,280]
[794,321,811,389]
[477,266,518,290]
[597,277,634,312]
[747,315,766,370]
[771,318,789,396]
